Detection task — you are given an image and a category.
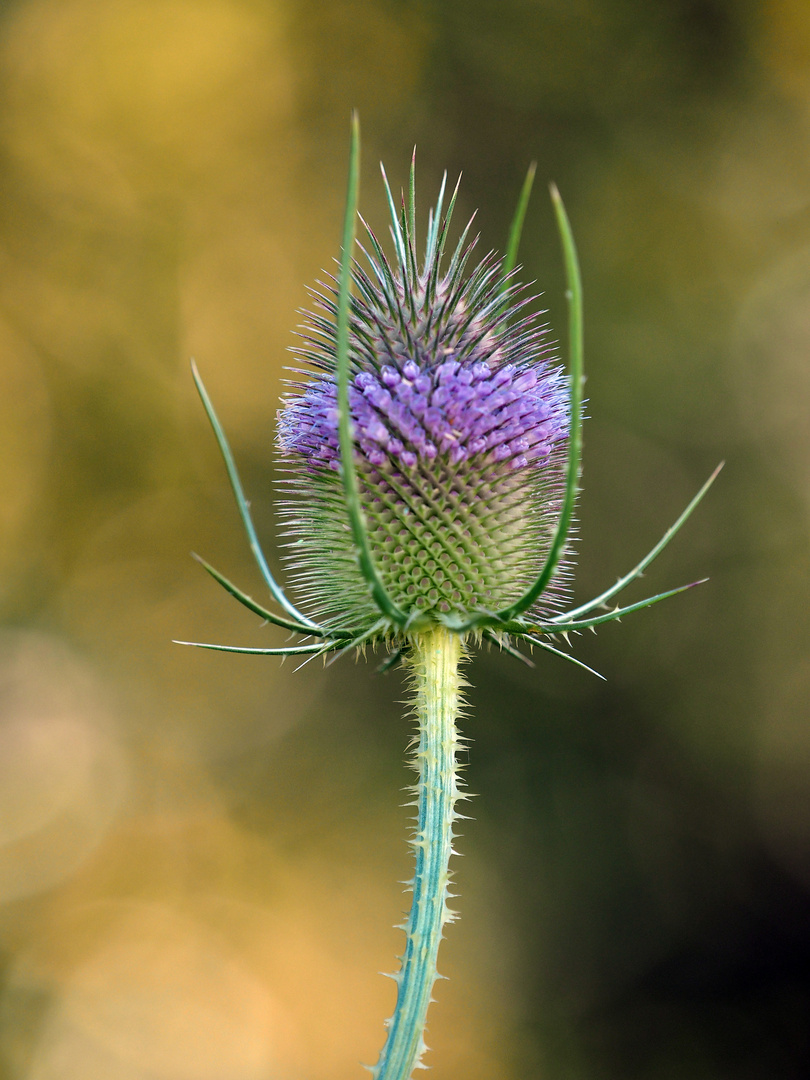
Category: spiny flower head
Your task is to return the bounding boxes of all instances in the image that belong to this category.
[182,117,718,672]
[277,166,572,633]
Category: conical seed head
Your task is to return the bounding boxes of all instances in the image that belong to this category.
[277,177,572,632]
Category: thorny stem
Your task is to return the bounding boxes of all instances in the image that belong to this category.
[371,625,466,1080]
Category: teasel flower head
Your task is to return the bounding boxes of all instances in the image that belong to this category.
[277,168,572,636]
[182,114,719,669]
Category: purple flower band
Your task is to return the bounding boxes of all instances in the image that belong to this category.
[279,354,568,474]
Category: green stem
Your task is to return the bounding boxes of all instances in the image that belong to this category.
[372,625,466,1080]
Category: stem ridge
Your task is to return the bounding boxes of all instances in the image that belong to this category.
[371,626,466,1080]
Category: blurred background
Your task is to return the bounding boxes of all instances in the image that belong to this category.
[0,0,808,1076]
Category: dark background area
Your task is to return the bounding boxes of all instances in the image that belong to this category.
[0,1,808,1077]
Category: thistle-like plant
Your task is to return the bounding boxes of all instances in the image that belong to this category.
[180,115,720,1080]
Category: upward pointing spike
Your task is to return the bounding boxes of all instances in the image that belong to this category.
[380,161,409,273]
[502,160,537,289]
[424,170,448,267]
[408,146,417,253]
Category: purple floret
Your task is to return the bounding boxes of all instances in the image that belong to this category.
[279,354,568,475]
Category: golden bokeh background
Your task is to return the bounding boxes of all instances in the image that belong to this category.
[1,1,809,1076]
